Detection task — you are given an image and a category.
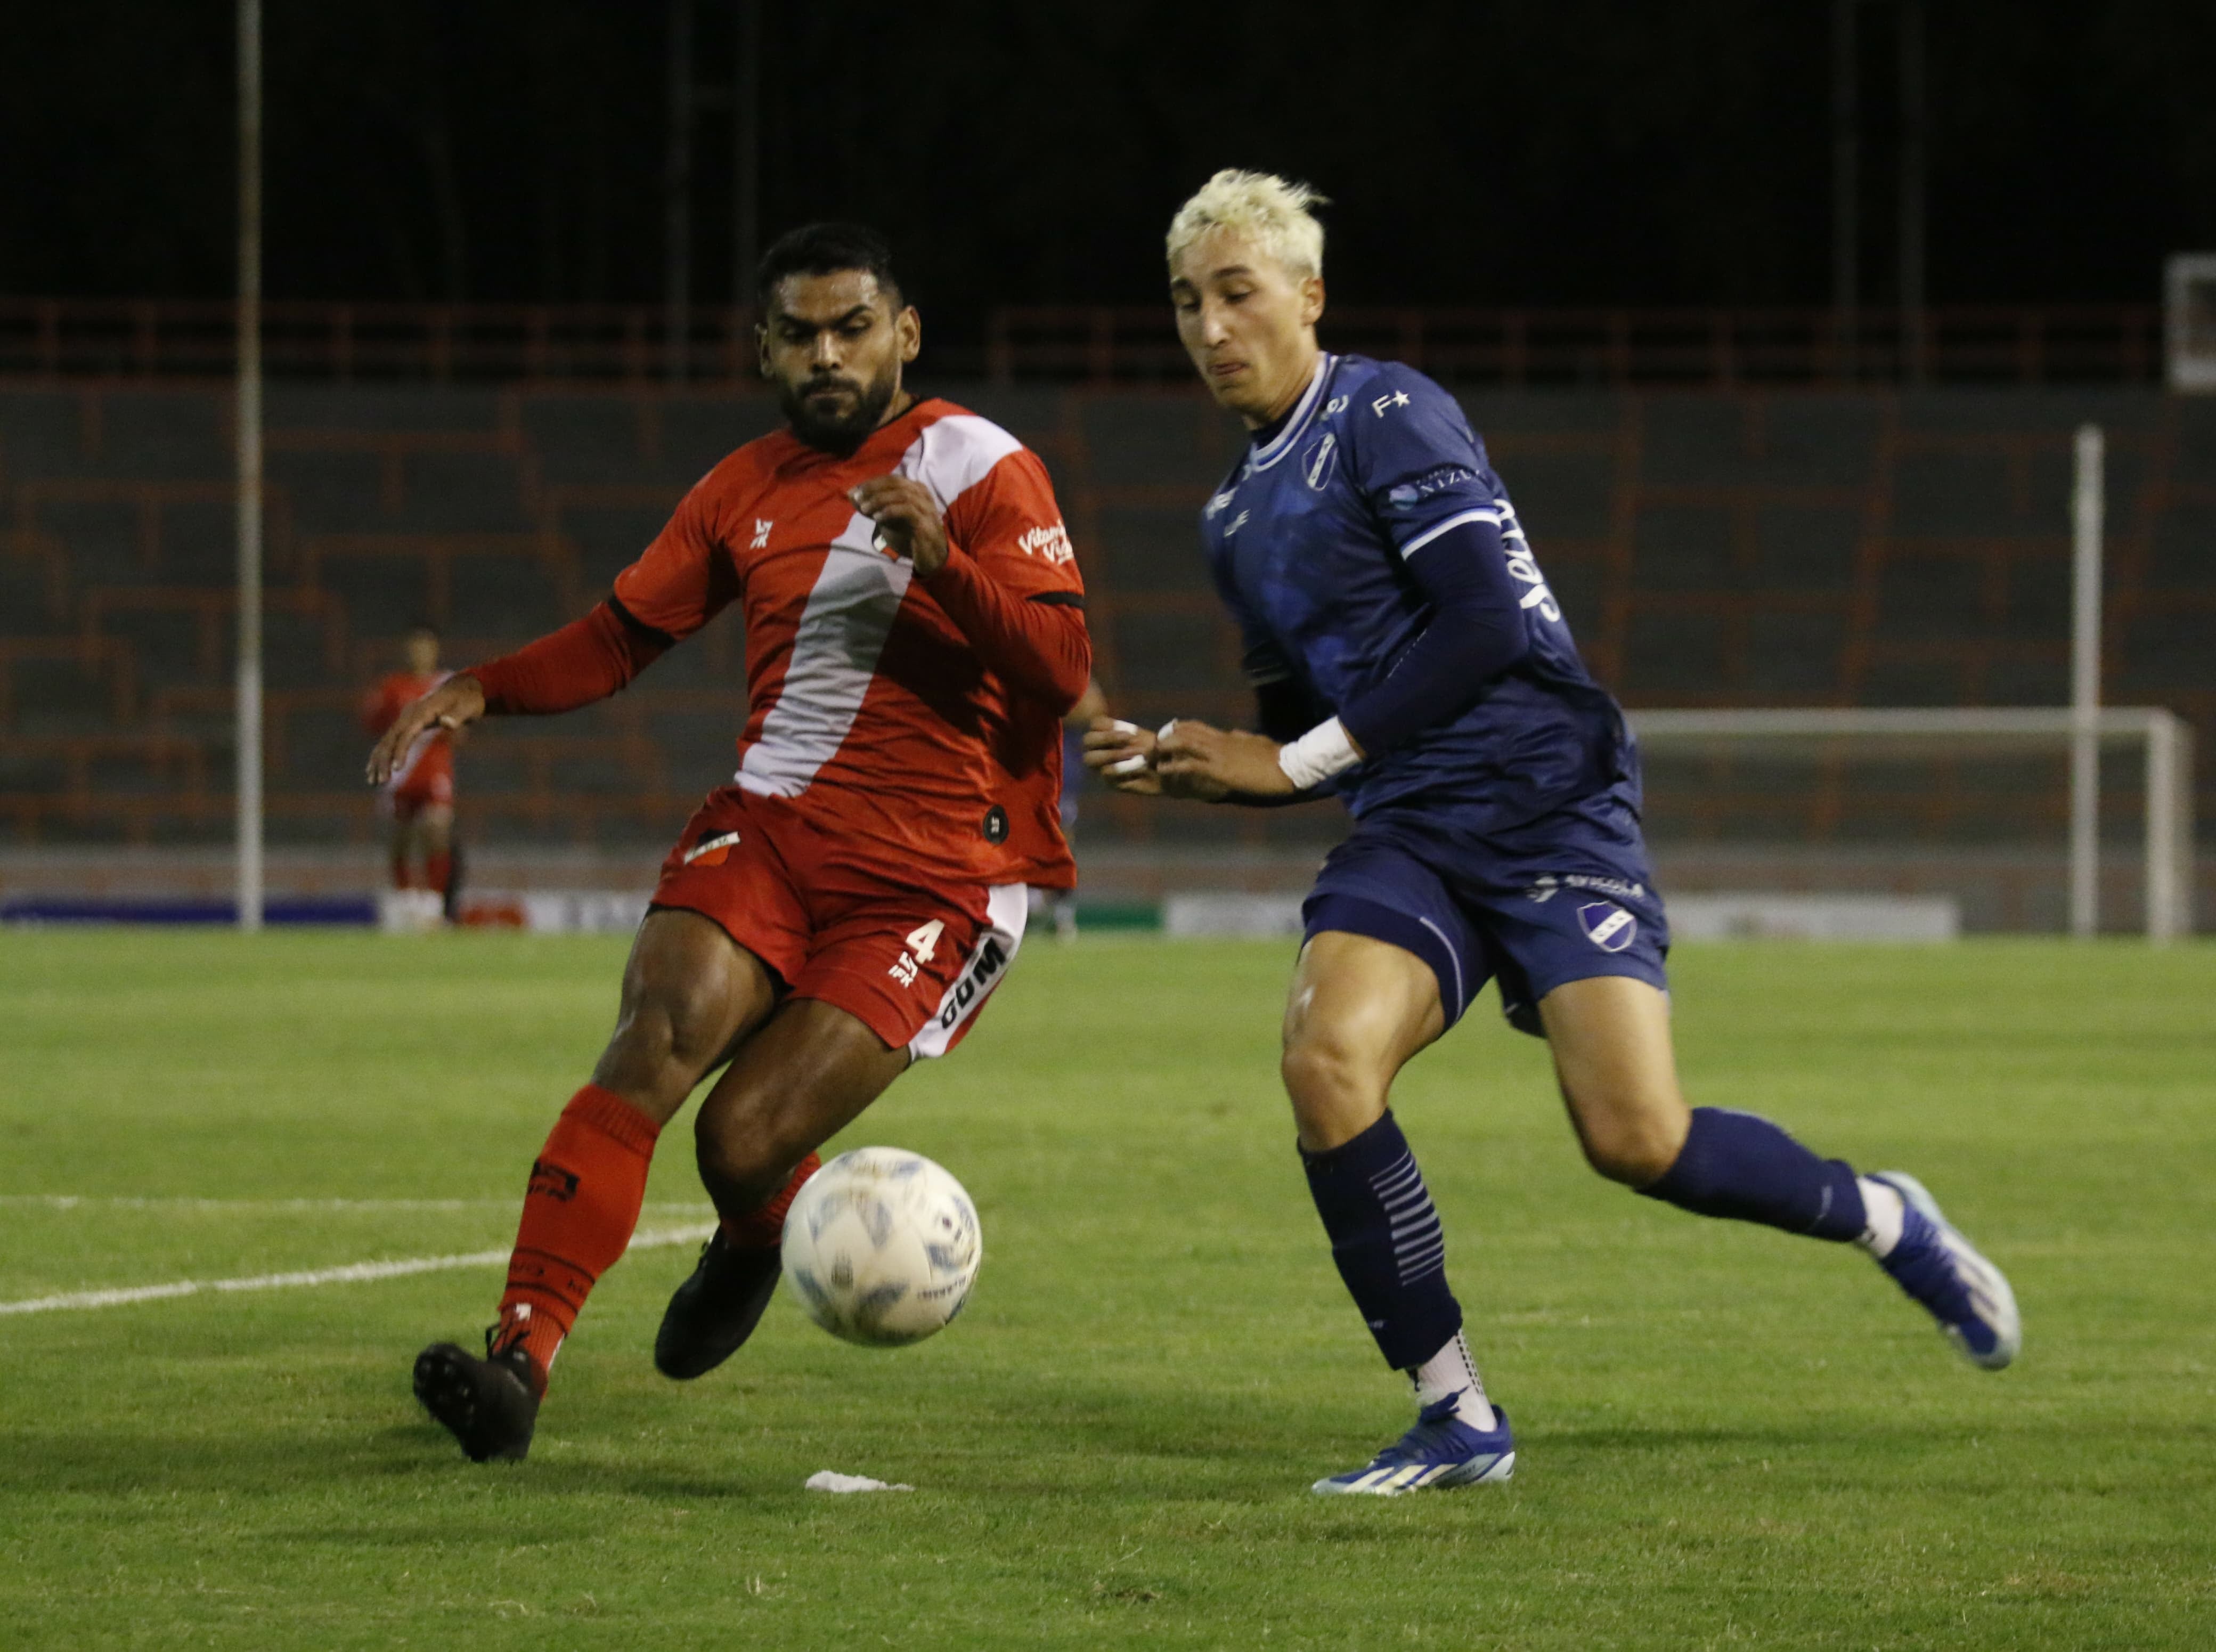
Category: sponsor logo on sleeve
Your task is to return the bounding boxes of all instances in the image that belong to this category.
[1577,901,1638,954]
[750,518,773,550]
[1015,523,1076,566]
[1384,466,1480,512]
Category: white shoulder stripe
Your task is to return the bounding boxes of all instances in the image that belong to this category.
[1399,507,1500,559]
[905,413,1024,510]
[735,411,1028,802]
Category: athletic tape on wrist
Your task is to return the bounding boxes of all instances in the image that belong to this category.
[1277,717,1360,790]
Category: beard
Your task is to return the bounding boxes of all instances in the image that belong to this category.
[778,361,902,453]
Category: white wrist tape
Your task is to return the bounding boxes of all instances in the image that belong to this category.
[1277,717,1362,790]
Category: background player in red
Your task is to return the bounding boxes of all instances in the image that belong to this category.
[359,623,457,929]
[366,223,1090,1463]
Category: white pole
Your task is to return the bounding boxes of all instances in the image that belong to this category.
[235,0,264,933]
[2146,714,2177,945]
[2144,711,2196,945]
[2068,424,2103,939]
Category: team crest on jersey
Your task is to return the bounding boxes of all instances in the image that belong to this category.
[1015,523,1075,566]
[1301,432,1339,492]
[1577,901,1637,954]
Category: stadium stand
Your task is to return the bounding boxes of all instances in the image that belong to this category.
[0,376,2208,926]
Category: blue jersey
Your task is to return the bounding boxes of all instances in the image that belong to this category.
[1201,353,1634,834]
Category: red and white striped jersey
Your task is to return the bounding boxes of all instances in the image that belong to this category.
[613,396,1087,890]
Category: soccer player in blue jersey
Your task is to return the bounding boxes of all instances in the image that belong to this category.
[1088,170,2019,1497]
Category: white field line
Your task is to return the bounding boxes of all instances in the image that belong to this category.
[0,1223,715,1317]
[1,1196,716,1215]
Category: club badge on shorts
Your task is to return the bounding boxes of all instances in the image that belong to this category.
[682,829,742,868]
[1577,900,1637,953]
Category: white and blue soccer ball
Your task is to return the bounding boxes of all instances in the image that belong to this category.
[780,1148,981,1347]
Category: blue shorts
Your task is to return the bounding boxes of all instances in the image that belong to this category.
[1302,795,1670,1038]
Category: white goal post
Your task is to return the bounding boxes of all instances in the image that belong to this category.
[1627,707,2196,943]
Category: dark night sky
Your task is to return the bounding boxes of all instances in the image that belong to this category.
[4,1,2213,329]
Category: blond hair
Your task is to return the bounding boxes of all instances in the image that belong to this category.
[1165,169,1329,280]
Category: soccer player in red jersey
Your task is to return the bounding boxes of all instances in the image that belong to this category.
[366,223,1090,1462]
[360,624,457,926]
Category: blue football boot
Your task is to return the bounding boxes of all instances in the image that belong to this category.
[1870,1171,2020,1370]
[1311,1397,1516,1496]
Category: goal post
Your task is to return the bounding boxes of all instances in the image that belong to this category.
[1627,707,2196,943]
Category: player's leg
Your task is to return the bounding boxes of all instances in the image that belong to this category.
[386,801,417,893]
[653,997,909,1378]
[414,907,779,1460]
[1539,974,2019,1369]
[655,881,1030,1380]
[1282,917,1516,1496]
[416,802,455,913]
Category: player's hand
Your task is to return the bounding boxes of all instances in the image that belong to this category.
[365,674,484,786]
[848,476,949,577]
[1155,720,1296,801]
[1082,717,1161,795]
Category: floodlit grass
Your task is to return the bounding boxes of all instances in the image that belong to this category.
[2,930,2212,1649]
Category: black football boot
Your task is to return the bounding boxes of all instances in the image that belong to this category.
[413,1330,540,1462]
[653,1228,783,1379]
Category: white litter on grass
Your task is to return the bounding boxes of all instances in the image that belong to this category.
[0,1223,714,1317]
[805,1471,914,1495]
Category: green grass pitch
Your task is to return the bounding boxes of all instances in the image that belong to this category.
[3,930,2212,1649]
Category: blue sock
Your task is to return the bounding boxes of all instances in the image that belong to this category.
[1639,1106,1866,1241]
[1301,1110,1463,1369]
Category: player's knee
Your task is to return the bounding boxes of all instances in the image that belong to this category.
[1573,1105,1684,1187]
[603,976,729,1093]
[692,1100,799,1209]
[1280,1030,1381,1116]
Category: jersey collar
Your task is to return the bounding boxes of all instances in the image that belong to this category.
[1245,354,1335,474]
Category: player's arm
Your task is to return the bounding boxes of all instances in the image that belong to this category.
[363,600,670,785]
[365,469,733,786]
[849,462,1090,714]
[1163,371,1533,801]
[1089,550,1326,804]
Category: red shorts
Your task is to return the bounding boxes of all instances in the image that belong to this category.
[650,785,1029,1060]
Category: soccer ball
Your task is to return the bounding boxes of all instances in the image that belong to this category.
[780,1148,982,1347]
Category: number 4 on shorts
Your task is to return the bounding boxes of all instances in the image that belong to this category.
[905,919,946,963]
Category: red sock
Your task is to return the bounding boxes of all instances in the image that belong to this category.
[493,1085,661,1394]
[391,855,416,891]
[425,851,453,896]
[721,1153,822,1250]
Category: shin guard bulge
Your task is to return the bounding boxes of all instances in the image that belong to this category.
[1301,1110,1463,1370]
[1639,1106,1866,1240]
[495,1085,661,1389]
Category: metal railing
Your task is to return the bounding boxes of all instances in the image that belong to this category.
[0,295,2167,387]
[986,304,2167,387]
